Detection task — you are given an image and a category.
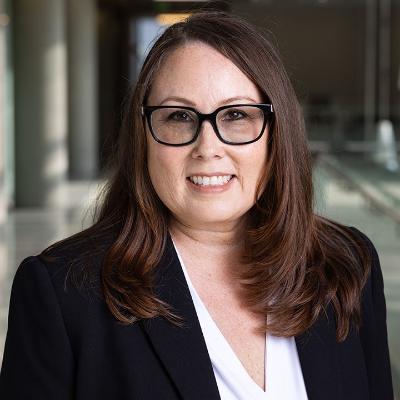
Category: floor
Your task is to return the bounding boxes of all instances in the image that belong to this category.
[0,161,399,398]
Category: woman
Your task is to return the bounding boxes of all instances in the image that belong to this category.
[0,10,394,400]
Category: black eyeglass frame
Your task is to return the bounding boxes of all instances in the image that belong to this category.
[141,103,274,146]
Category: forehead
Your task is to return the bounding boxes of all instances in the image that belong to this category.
[147,41,262,107]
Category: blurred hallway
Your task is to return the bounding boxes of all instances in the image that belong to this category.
[314,155,400,398]
[1,1,399,397]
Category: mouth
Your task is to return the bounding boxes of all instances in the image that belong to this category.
[186,174,236,187]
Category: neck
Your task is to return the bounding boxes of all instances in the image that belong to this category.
[168,215,247,284]
[169,215,245,247]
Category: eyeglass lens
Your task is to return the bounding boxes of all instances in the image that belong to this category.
[150,106,265,145]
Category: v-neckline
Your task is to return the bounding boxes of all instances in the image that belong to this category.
[172,240,267,396]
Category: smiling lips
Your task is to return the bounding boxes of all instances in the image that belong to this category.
[188,175,234,186]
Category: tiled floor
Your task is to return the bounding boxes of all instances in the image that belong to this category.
[0,164,399,397]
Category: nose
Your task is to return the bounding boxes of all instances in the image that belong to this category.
[191,119,225,159]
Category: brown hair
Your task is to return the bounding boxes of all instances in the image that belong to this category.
[41,9,371,342]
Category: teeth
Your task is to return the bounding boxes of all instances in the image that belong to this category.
[189,175,233,186]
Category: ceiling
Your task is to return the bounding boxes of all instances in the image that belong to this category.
[97,0,400,15]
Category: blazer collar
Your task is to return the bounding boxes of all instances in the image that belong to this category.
[139,232,221,399]
[140,232,341,400]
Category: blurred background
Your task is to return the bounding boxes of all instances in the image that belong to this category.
[0,0,399,396]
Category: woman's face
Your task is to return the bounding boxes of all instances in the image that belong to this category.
[146,42,269,230]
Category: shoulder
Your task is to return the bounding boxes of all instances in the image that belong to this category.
[346,226,383,303]
[343,226,384,322]
[14,225,119,307]
[347,226,379,259]
[7,226,123,355]
[346,228,394,397]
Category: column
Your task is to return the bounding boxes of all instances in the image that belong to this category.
[14,0,68,207]
[364,0,378,145]
[67,0,98,180]
[0,0,8,220]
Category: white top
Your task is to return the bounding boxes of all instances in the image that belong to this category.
[172,241,309,400]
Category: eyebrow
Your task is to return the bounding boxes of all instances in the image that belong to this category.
[158,96,259,106]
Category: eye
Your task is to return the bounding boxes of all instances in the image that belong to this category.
[168,111,194,122]
[223,109,248,120]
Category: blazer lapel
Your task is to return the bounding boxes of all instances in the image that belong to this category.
[295,304,342,400]
[139,232,221,400]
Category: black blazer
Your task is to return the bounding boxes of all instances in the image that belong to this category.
[0,226,394,399]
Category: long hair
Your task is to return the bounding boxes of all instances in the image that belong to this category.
[41,10,371,342]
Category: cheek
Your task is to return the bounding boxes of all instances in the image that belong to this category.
[253,141,269,198]
[147,143,185,203]
[148,151,171,188]
[240,137,268,188]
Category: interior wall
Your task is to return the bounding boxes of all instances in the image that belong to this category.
[96,1,400,148]
[232,3,366,110]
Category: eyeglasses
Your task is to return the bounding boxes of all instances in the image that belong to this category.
[141,103,274,146]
